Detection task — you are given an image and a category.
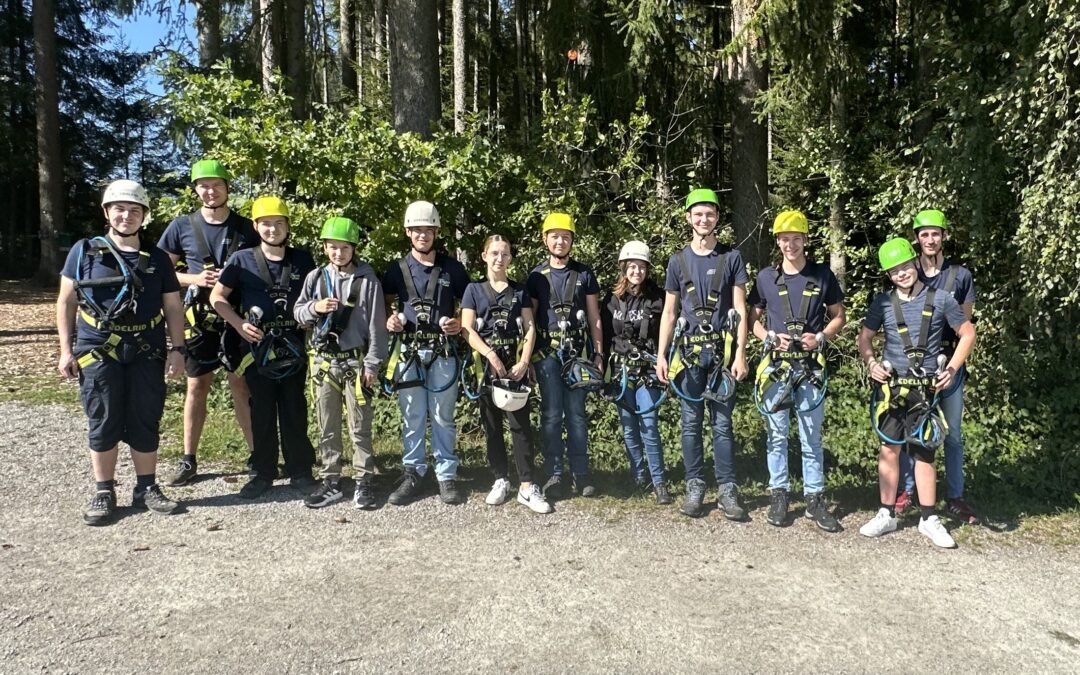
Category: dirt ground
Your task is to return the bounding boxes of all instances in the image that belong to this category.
[0,280,58,378]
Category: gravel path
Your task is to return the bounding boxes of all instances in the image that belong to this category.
[1,400,1078,673]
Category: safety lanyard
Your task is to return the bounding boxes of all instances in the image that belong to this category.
[398,257,442,326]
[253,247,293,319]
[319,266,361,331]
[74,235,150,322]
[541,265,579,327]
[677,248,728,329]
[774,268,818,335]
[890,285,937,374]
[187,213,239,271]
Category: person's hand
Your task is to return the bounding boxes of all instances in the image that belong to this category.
[509,360,529,381]
[58,352,79,380]
[441,318,462,336]
[485,350,507,378]
[363,370,377,388]
[315,297,339,315]
[774,333,793,351]
[593,353,605,371]
[655,355,669,385]
[166,351,185,379]
[869,360,892,384]
[800,332,822,351]
[386,313,403,332]
[240,321,264,343]
[196,268,220,288]
[731,354,749,381]
[935,365,956,392]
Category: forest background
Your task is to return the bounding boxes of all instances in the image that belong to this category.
[4,0,1078,507]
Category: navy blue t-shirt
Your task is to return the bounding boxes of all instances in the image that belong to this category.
[748,262,844,334]
[664,244,748,331]
[381,253,470,330]
[218,247,316,339]
[863,285,968,376]
[919,259,975,346]
[602,284,664,354]
[61,237,180,351]
[157,211,257,273]
[461,280,531,340]
[525,260,600,331]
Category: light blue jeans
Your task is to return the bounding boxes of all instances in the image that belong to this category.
[762,379,825,494]
[617,384,665,485]
[398,354,459,481]
[535,355,589,477]
[901,369,965,499]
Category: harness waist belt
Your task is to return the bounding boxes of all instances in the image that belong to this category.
[261,318,298,329]
[894,376,935,387]
[80,310,163,332]
[774,349,811,360]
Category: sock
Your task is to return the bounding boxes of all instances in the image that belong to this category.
[920,505,935,520]
[95,479,115,492]
[183,453,196,464]
[880,503,895,516]
[135,474,155,493]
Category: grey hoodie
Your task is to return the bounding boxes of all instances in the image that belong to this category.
[294,261,387,375]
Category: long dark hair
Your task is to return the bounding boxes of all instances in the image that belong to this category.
[613,260,658,298]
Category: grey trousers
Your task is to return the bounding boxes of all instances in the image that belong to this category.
[314,363,374,479]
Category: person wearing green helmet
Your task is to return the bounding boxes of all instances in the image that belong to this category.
[294,217,387,510]
[856,237,976,548]
[159,159,259,487]
[655,188,750,520]
[895,209,979,523]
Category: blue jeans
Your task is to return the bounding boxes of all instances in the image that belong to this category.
[678,359,736,485]
[398,355,459,481]
[763,380,825,494]
[617,384,665,485]
[900,370,965,499]
[535,355,589,477]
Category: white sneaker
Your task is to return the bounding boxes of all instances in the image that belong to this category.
[485,478,512,505]
[859,508,898,538]
[517,484,552,514]
[919,515,957,548]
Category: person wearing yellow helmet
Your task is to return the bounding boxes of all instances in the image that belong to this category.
[210,196,319,500]
[748,210,846,532]
[655,188,750,521]
[856,237,976,548]
[526,212,604,500]
[56,180,188,525]
[159,160,258,488]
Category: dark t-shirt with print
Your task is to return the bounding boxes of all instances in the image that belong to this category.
[748,261,844,335]
[218,247,316,341]
[157,210,258,273]
[381,253,470,331]
[664,244,748,331]
[919,259,975,347]
[601,283,665,355]
[526,260,601,331]
[461,279,531,340]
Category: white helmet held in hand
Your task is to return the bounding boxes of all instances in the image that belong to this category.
[618,240,651,265]
[491,378,530,411]
[404,200,440,229]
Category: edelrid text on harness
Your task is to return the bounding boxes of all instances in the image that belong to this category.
[462,282,525,400]
[606,294,667,414]
[182,215,244,367]
[235,249,304,379]
[383,258,458,393]
[73,236,163,368]
[309,266,369,404]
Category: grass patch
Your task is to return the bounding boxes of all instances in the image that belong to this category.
[0,374,80,407]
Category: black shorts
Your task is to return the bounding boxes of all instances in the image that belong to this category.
[184,328,225,377]
[877,407,937,463]
[78,345,166,452]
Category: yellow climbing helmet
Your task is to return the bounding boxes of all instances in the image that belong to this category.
[542,212,575,234]
[251,196,290,221]
[773,210,809,235]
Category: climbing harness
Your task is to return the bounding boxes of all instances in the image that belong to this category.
[308,265,370,404]
[234,249,304,379]
[382,258,459,394]
[462,282,527,401]
[605,294,667,415]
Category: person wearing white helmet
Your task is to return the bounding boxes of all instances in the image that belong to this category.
[381,200,471,506]
[601,240,671,504]
[56,179,187,526]
[461,234,551,513]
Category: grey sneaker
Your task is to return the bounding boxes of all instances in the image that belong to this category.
[805,492,841,532]
[304,479,344,509]
[716,482,747,521]
[653,482,673,505]
[353,475,376,510]
[542,474,565,501]
[681,478,707,518]
[766,488,788,527]
[83,489,117,526]
[572,474,597,498]
[132,484,179,515]
[165,458,197,487]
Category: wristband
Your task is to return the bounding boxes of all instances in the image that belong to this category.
[169,345,188,357]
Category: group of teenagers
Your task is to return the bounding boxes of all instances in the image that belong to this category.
[56,160,978,549]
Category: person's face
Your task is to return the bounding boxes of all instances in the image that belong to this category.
[776,232,806,261]
[407,226,437,253]
[482,241,512,272]
[624,260,648,285]
[104,202,145,233]
[256,216,289,245]
[194,178,228,208]
[915,227,945,257]
[686,204,718,237]
[544,229,573,257]
[323,240,354,267]
[887,260,918,290]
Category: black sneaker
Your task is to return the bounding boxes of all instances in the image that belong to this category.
[304,479,343,509]
[238,475,273,499]
[766,488,788,527]
[654,482,673,505]
[388,468,424,506]
[132,484,179,515]
[681,478,707,518]
[83,489,117,526]
[165,458,197,487]
[542,474,565,501]
[717,482,747,521]
[805,492,841,532]
[353,475,376,510]
[439,479,466,505]
[573,474,597,498]
[290,474,319,493]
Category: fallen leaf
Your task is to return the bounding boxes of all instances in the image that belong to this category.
[1,543,13,549]
[133,545,150,552]
[206,523,222,532]
[334,516,349,524]
[223,476,239,484]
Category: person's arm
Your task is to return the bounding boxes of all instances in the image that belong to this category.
[937,320,975,391]
[462,306,506,378]
[161,291,186,378]
[857,325,890,384]
[512,306,537,381]
[56,278,79,379]
[293,270,327,327]
[803,303,846,350]
[730,284,749,380]
[750,306,767,342]
[364,277,387,387]
[655,291,679,384]
[211,282,262,343]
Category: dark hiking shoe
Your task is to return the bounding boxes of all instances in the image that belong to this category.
[805,492,841,532]
[165,458,197,487]
[542,474,565,501]
[439,479,466,505]
[767,489,788,527]
[304,479,344,509]
[945,498,979,524]
[388,468,424,506]
[353,475,376,510]
[290,474,319,493]
[716,482,747,521]
[572,474,597,498]
[83,489,117,526]
[681,478,707,518]
[654,482,673,505]
[238,476,273,499]
[132,484,179,515]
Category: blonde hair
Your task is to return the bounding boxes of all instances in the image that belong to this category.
[483,234,513,252]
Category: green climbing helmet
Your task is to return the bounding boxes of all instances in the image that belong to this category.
[685,188,720,211]
[191,159,230,183]
[913,209,948,231]
[320,216,361,245]
[878,237,918,271]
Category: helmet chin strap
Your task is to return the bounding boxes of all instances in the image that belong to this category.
[413,244,434,255]
[551,250,570,261]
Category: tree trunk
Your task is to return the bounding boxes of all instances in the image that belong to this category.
[452,0,466,133]
[514,0,529,137]
[339,0,357,100]
[32,0,63,283]
[487,0,499,118]
[284,0,307,118]
[259,0,280,92]
[727,0,769,268]
[195,0,223,68]
[374,0,386,85]
[828,11,848,286]
[390,0,440,138]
